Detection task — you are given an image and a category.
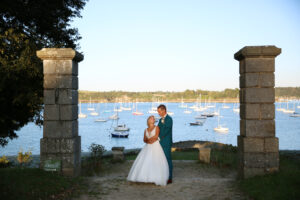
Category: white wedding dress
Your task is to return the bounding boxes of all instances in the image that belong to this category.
[127,126,169,186]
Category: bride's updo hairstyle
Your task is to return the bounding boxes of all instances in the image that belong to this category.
[147,115,154,126]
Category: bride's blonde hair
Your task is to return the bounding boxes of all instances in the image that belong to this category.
[147,115,155,127]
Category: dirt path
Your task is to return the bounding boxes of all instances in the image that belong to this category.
[74,160,248,200]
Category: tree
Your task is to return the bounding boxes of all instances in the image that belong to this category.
[0,0,87,146]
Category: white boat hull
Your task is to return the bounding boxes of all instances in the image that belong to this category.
[233,108,240,113]
[78,113,87,118]
[214,127,229,133]
[90,112,99,116]
[95,119,107,122]
[290,114,300,118]
[148,110,157,114]
[283,110,295,114]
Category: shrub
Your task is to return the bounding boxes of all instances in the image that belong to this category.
[88,143,106,161]
[0,155,10,168]
[17,150,32,167]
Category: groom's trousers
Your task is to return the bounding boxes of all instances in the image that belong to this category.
[162,145,173,180]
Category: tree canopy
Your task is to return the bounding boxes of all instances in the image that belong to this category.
[0,0,87,146]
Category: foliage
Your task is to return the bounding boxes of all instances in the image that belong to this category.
[17,150,32,167]
[275,87,300,98]
[0,168,83,200]
[79,87,300,102]
[0,0,87,146]
[239,154,300,200]
[0,155,10,168]
[88,143,106,161]
[79,88,241,102]
[81,143,106,176]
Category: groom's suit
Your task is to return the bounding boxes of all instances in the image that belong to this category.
[158,114,173,180]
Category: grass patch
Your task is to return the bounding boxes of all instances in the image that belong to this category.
[239,154,300,200]
[210,145,238,169]
[0,168,84,200]
[172,150,198,160]
[81,156,103,176]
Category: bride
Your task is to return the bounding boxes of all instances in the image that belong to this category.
[127,115,169,186]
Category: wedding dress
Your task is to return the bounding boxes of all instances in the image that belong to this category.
[127,126,169,186]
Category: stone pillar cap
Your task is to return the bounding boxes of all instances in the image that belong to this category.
[36,48,84,62]
[234,46,281,61]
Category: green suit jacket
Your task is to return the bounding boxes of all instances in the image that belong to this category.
[158,114,173,148]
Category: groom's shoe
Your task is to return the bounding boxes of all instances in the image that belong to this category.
[167,179,172,184]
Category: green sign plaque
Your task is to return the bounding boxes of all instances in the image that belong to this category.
[44,160,61,172]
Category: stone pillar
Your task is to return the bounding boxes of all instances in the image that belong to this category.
[37,48,83,176]
[234,46,281,179]
[198,148,211,164]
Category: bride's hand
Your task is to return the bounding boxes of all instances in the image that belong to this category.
[147,137,157,144]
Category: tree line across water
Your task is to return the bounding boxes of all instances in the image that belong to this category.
[79,87,300,103]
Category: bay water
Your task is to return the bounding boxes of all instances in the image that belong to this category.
[1,102,299,156]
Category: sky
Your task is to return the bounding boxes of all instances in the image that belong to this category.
[72,0,300,92]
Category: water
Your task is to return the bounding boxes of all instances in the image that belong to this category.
[1,102,300,156]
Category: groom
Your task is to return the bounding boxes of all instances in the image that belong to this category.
[156,104,173,184]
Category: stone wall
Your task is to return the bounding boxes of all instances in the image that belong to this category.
[37,48,83,176]
[235,46,281,178]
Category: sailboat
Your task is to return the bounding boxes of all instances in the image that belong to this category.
[214,110,229,133]
[148,102,157,114]
[194,94,206,111]
[211,110,220,116]
[87,97,95,111]
[111,114,129,137]
[194,115,207,122]
[233,103,240,113]
[111,130,129,138]
[179,97,188,108]
[282,100,295,114]
[109,113,119,120]
[290,113,300,118]
[190,121,204,126]
[184,106,192,114]
[90,103,99,116]
[276,100,285,112]
[78,101,87,118]
[113,103,122,112]
[132,101,143,115]
[95,118,107,122]
[120,101,132,111]
[109,105,120,119]
[114,119,130,132]
[167,111,174,116]
[206,97,215,108]
[222,99,230,109]
[190,113,206,125]
[95,103,107,122]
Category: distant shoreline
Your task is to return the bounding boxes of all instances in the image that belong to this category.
[78,98,294,104]
[78,99,240,103]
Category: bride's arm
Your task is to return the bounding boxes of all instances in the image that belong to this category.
[148,126,160,144]
[143,130,148,143]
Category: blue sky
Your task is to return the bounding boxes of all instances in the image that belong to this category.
[72,0,300,92]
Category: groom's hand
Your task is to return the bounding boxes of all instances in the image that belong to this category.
[147,137,157,144]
